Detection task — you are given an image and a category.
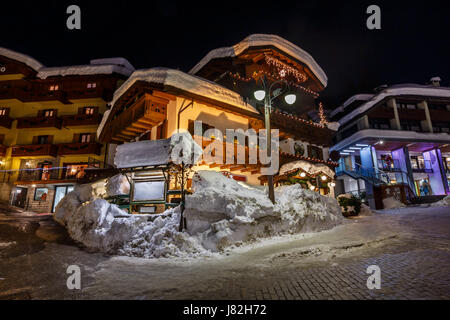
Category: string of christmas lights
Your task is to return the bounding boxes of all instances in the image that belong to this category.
[318,102,328,126]
[264,54,308,83]
[228,71,320,97]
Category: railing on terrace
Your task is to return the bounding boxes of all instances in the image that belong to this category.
[411,159,433,173]
[377,159,401,171]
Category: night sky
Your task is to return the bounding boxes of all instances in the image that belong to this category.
[1,1,449,109]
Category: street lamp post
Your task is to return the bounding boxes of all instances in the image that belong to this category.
[254,75,296,203]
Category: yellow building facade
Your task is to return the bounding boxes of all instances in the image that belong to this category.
[0,48,133,212]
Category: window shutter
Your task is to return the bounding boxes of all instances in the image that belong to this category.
[47,136,53,144]
[0,134,4,144]
[90,133,96,142]
[32,136,38,144]
[78,107,83,115]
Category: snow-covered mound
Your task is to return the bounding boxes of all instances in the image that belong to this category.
[430,195,450,207]
[105,174,130,196]
[383,197,406,209]
[54,171,343,258]
[184,171,343,251]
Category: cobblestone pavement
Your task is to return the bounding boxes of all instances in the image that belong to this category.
[1,205,449,300]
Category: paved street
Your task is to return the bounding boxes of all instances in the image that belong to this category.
[0,204,449,300]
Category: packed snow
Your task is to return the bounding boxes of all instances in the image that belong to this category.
[189,34,328,87]
[429,195,450,207]
[279,160,335,178]
[382,197,406,210]
[54,170,344,258]
[37,64,133,79]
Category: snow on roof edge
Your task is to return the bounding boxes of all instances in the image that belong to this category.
[338,86,450,126]
[188,34,328,87]
[0,47,44,71]
[37,64,133,79]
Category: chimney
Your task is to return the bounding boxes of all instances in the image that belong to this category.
[430,77,441,87]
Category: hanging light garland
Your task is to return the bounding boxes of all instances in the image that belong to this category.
[264,54,308,83]
[228,71,319,97]
[318,102,328,126]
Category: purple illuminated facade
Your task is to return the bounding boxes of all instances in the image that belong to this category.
[331,80,450,208]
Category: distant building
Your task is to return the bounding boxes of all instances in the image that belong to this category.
[0,47,133,212]
[330,79,450,209]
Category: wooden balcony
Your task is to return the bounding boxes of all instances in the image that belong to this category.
[0,145,7,157]
[104,93,168,143]
[57,142,102,156]
[11,144,58,157]
[61,113,103,127]
[16,116,62,129]
[0,115,13,129]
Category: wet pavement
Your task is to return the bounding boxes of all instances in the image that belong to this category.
[0,204,449,300]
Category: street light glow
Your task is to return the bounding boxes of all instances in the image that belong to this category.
[321,175,327,181]
[284,94,296,105]
[254,90,266,101]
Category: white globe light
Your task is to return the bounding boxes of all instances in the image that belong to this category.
[321,175,327,181]
[330,182,336,187]
[254,90,266,101]
[284,94,296,105]
[309,185,316,191]
[300,172,306,177]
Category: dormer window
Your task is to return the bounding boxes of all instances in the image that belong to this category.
[49,85,59,91]
[87,82,97,89]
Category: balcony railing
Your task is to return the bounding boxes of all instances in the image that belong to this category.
[377,159,401,171]
[13,163,118,184]
[11,144,58,157]
[16,116,62,129]
[0,115,13,129]
[411,159,433,173]
[103,93,167,142]
[57,142,102,156]
[61,113,102,127]
[0,144,7,157]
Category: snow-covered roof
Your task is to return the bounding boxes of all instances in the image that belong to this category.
[115,138,172,169]
[114,132,203,169]
[90,57,135,72]
[338,85,450,126]
[330,94,374,118]
[0,47,134,78]
[0,47,44,71]
[189,34,328,87]
[110,67,259,114]
[37,63,134,79]
[330,129,450,152]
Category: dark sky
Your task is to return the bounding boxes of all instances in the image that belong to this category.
[1,1,449,109]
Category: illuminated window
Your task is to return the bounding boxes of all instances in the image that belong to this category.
[87,82,97,89]
[83,107,95,115]
[49,85,59,91]
[0,107,8,116]
[42,109,54,117]
[79,133,92,143]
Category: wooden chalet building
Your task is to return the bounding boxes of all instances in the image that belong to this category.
[98,34,338,196]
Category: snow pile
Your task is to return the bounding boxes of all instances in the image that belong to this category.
[430,195,450,207]
[184,171,343,251]
[359,204,374,216]
[54,178,207,257]
[105,174,130,196]
[119,207,209,258]
[55,171,343,257]
[383,197,406,209]
[279,160,335,178]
